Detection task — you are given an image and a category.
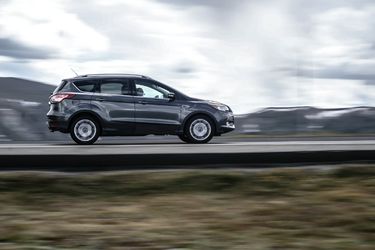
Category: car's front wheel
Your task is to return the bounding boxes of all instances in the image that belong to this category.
[70,116,100,145]
[185,115,214,144]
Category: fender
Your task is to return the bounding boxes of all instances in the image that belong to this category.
[181,111,218,133]
[68,110,104,130]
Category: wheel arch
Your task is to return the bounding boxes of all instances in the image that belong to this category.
[68,111,103,133]
[182,112,217,133]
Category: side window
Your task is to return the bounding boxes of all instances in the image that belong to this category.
[134,80,170,99]
[73,81,97,92]
[99,80,131,95]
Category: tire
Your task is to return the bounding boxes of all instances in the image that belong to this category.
[185,115,214,144]
[70,116,100,145]
[178,134,191,143]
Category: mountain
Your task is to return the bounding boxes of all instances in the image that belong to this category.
[0,77,54,102]
[235,106,375,134]
[0,77,66,142]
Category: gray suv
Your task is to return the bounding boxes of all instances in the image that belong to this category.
[47,74,235,144]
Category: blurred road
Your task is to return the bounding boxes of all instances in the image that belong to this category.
[0,139,375,155]
[1,137,375,171]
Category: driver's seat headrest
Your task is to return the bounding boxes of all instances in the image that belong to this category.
[136,87,144,96]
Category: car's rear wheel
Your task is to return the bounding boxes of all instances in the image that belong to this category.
[185,115,214,144]
[70,116,100,145]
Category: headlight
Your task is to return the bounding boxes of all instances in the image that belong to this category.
[216,105,230,111]
[208,101,230,112]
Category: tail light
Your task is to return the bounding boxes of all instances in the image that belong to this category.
[49,93,75,104]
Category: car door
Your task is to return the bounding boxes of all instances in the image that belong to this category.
[91,78,135,135]
[133,79,182,135]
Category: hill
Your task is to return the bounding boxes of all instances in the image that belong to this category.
[0,77,65,141]
[235,106,375,134]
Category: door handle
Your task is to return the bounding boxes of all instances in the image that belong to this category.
[96,98,105,102]
[138,100,147,105]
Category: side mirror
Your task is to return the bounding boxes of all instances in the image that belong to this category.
[167,92,175,101]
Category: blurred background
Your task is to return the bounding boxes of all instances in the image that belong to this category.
[1,0,375,142]
[1,2,375,249]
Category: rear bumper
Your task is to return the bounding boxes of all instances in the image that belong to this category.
[47,115,69,133]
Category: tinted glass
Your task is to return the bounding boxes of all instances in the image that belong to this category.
[100,80,131,95]
[53,80,67,94]
[134,80,170,99]
[59,82,73,92]
[74,81,97,92]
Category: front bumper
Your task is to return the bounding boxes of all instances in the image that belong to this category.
[220,121,235,132]
[217,112,235,134]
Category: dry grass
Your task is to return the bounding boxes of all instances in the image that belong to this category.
[0,166,374,249]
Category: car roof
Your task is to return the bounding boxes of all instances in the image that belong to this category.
[64,73,152,81]
[62,73,191,100]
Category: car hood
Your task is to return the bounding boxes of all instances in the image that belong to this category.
[190,98,229,108]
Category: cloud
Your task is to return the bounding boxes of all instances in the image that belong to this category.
[285,5,375,83]
[155,0,246,12]
[0,0,109,59]
[1,0,375,113]
[0,38,51,59]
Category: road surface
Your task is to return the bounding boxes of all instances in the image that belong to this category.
[0,139,374,155]
[0,138,374,171]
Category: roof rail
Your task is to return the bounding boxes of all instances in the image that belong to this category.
[77,73,150,79]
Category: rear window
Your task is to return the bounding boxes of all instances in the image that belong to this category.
[73,81,97,92]
[53,80,68,94]
[59,82,72,92]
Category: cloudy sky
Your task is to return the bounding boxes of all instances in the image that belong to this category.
[1,0,375,113]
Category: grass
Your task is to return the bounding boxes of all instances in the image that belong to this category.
[0,166,374,249]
